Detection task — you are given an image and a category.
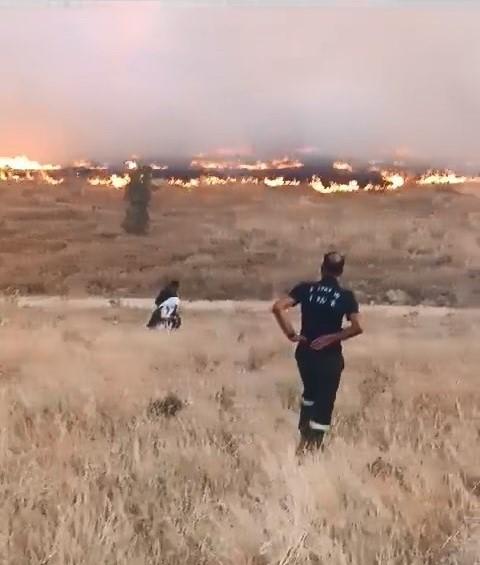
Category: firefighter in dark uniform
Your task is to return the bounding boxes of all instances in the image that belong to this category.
[272,252,363,452]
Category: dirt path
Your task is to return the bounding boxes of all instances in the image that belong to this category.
[1,295,475,317]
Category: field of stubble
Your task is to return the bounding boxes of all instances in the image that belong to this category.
[1,302,478,564]
[0,181,479,306]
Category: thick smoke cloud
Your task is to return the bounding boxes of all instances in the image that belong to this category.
[1,1,479,164]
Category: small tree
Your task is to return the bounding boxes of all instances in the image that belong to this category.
[121,165,152,235]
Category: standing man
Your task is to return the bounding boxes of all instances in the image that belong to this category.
[272,252,363,452]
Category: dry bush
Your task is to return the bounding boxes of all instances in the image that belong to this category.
[0,303,478,564]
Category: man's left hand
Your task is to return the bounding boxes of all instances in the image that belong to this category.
[310,334,338,350]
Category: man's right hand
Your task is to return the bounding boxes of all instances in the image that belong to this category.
[287,332,307,344]
[310,334,337,350]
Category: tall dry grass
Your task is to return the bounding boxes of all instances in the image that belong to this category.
[0,304,479,564]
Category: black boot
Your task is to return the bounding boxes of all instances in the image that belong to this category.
[296,427,325,456]
[308,429,325,451]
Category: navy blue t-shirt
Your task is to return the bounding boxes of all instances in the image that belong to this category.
[289,276,359,352]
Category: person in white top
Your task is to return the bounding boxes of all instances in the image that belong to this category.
[146,280,181,330]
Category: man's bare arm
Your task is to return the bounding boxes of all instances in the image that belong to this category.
[271,296,303,342]
[336,313,363,342]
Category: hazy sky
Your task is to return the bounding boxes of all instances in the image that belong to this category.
[1,1,479,163]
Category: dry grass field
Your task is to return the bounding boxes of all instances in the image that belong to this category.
[1,180,478,563]
[1,301,479,564]
[0,181,479,306]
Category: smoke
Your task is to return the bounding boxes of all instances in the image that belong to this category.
[1,2,479,164]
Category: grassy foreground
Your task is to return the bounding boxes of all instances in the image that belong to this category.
[1,303,479,564]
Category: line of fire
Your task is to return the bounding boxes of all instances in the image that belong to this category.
[1,153,479,193]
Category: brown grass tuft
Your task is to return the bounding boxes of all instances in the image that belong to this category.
[147,393,184,419]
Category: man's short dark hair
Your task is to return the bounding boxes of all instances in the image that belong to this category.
[322,252,345,276]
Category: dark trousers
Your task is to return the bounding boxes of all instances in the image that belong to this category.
[146,308,182,330]
[295,344,344,434]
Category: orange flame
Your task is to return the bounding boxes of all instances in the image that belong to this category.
[380,170,407,189]
[310,177,364,194]
[72,160,109,171]
[241,176,259,185]
[124,160,138,170]
[39,170,64,185]
[0,155,61,170]
[87,174,130,189]
[264,177,300,187]
[190,156,303,172]
[333,160,353,172]
[0,155,64,185]
[73,159,94,168]
[168,177,200,189]
[123,160,167,171]
[418,170,466,185]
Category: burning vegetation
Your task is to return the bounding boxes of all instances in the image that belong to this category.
[190,155,303,172]
[87,174,130,189]
[0,155,64,185]
[333,160,353,172]
[0,153,478,193]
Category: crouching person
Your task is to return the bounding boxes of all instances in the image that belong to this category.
[147,280,182,331]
